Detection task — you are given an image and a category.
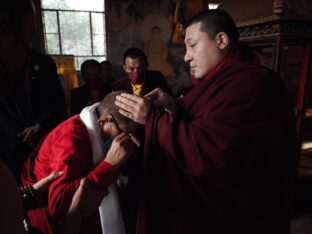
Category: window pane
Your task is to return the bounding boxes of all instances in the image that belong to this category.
[93,35,105,55]
[46,34,60,54]
[59,12,91,55]
[42,0,104,12]
[43,11,58,33]
[92,13,104,34]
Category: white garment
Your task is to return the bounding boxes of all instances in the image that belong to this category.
[80,103,126,234]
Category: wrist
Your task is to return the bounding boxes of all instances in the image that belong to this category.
[18,185,37,210]
[103,159,120,172]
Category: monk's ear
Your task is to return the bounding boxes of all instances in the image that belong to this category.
[215,32,229,50]
[98,118,104,129]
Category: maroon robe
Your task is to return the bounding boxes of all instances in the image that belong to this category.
[137,45,297,234]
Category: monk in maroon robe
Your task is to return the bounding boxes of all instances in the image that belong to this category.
[115,9,297,234]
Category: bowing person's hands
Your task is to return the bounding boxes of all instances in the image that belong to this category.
[104,132,137,171]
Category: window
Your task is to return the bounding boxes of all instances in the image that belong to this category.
[42,0,107,69]
[208,3,220,9]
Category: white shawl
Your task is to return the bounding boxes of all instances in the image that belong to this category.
[80,103,126,234]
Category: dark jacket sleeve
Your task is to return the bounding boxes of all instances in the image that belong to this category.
[70,88,80,116]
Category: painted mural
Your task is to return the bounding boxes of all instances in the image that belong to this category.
[107,0,190,95]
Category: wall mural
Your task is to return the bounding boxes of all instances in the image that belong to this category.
[107,0,190,95]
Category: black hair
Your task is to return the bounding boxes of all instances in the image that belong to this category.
[186,9,239,48]
[122,47,148,66]
[80,59,101,73]
[100,60,112,67]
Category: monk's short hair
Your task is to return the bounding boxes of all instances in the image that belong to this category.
[97,90,133,127]
[187,9,239,49]
[123,47,148,67]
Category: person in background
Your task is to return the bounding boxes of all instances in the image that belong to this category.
[115,9,297,234]
[29,48,67,133]
[112,47,173,233]
[100,60,115,84]
[0,50,67,183]
[112,47,172,96]
[70,59,112,116]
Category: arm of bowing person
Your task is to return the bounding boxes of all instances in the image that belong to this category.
[47,129,118,220]
[48,130,134,220]
[56,178,108,234]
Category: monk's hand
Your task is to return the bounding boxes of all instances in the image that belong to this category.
[144,88,177,115]
[67,178,108,219]
[105,132,136,170]
[115,93,151,125]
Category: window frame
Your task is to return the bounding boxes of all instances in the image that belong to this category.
[42,6,107,69]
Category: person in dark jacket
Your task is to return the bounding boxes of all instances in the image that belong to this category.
[70,59,112,116]
[0,49,67,182]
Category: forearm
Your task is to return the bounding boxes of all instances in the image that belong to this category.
[48,179,81,220]
[86,160,118,190]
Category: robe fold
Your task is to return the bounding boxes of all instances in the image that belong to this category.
[22,115,118,234]
[137,45,297,234]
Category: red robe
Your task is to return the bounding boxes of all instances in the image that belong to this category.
[137,45,297,234]
[21,115,118,234]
